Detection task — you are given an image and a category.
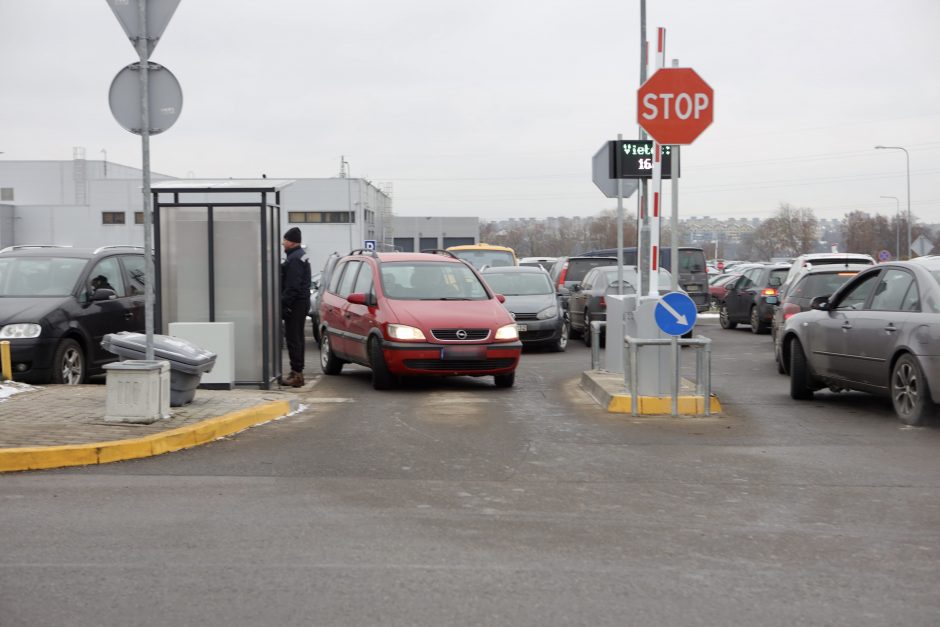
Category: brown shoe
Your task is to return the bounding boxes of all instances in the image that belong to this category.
[279,371,304,387]
[289,372,304,387]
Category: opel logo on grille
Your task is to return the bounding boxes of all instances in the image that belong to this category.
[456,329,468,340]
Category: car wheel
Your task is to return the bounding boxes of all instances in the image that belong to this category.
[891,354,935,426]
[52,338,85,385]
[494,371,515,388]
[750,306,769,334]
[369,337,394,390]
[319,331,343,375]
[551,318,569,353]
[789,338,814,400]
[583,312,592,347]
[719,305,737,330]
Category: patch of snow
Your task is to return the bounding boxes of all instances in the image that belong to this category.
[0,381,40,402]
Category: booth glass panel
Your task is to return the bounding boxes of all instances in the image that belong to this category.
[213,207,263,382]
[160,207,210,325]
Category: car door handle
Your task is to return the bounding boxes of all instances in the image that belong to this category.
[841,322,852,330]
[124,312,134,320]
[884,324,897,333]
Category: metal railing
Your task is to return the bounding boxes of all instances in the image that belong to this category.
[586,319,713,417]
[624,335,713,417]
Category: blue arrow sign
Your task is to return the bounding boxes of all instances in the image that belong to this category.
[654,291,697,336]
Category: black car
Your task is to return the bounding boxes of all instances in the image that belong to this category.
[719,262,790,334]
[0,245,146,384]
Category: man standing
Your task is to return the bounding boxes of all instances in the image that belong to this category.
[280,227,311,387]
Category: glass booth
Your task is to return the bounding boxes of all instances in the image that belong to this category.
[152,180,294,388]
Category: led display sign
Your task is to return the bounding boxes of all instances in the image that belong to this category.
[608,140,678,179]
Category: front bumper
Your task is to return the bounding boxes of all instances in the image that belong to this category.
[382,340,522,376]
[514,317,565,344]
[3,337,58,383]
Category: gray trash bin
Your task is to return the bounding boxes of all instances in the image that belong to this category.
[102,332,217,407]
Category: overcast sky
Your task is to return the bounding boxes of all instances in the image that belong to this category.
[1,1,938,223]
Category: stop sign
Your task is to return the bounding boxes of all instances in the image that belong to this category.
[637,68,713,145]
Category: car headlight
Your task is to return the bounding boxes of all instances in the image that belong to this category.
[386,324,426,341]
[495,324,519,340]
[536,305,558,320]
[0,323,41,339]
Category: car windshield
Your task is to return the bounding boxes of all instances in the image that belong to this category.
[0,256,87,297]
[484,272,553,296]
[789,271,859,299]
[448,249,515,268]
[380,262,489,300]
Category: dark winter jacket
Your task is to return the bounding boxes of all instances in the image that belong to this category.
[281,246,312,312]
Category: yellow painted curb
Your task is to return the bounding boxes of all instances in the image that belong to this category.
[0,400,293,473]
[607,394,722,415]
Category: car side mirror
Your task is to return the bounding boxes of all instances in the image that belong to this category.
[347,292,368,306]
[91,288,116,302]
[572,284,582,292]
[811,295,830,311]
[496,294,506,303]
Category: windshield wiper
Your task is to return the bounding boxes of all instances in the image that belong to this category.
[420,296,472,300]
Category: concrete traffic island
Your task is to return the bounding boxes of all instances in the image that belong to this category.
[0,384,298,473]
[579,369,721,416]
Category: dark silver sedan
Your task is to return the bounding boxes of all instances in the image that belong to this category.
[779,256,940,425]
[481,266,569,352]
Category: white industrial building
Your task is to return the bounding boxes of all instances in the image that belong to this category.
[0,152,481,274]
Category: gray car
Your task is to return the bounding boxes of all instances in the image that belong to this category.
[779,256,940,425]
[568,265,673,346]
[481,266,569,352]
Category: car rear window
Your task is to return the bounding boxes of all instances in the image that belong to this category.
[788,271,859,300]
[565,258,617,283]
[0,256,87,297]
[678,249,707,273]
[381,262,489,300]
[769,268,789,285]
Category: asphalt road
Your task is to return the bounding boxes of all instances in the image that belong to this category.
[2,326,939,626]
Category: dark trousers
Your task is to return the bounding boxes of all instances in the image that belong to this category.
[283,302,308,373]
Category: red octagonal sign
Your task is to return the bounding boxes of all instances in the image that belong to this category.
[637,68,713,145]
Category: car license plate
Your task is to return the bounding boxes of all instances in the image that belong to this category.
[685,285,701,292]
[515,324,527,332]
[441,346,486,361]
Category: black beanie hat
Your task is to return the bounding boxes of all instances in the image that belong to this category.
[284,227,302,243]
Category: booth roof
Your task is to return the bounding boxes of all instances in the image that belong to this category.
[151,179,295,192]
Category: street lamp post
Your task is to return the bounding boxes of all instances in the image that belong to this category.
[875,145,911,259]
[880,195,900,259]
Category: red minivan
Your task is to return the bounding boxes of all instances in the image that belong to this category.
[318,250,522,389]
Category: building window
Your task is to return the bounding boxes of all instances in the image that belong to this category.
[288,211,354,224]
[102,211,126,224]
[0,188,13,202]
[135,212,144,224]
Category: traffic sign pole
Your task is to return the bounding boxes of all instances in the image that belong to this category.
[137,0,155,361]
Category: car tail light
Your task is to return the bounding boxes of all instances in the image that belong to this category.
[762,288,777,297]
[782,302,801,320]
[599,296,606,309]
[557,262,568,287]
